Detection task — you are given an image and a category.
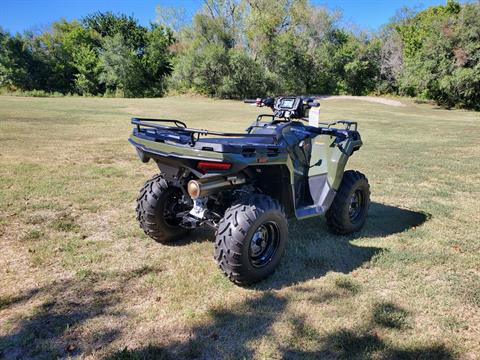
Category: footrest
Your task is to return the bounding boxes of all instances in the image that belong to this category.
[295,205,327,219]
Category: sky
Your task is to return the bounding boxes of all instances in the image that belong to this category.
[1,0,455,35]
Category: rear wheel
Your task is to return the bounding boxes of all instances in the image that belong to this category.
[326,170,370,235]
[136,174,190,243]
[214,194,288,285]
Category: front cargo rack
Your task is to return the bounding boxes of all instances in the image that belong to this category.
[132,117,278,146]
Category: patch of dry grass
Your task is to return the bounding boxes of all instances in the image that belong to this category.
[0,95,479,359]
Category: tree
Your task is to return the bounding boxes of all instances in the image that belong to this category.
[245,0,305,68]
[72,45,101,95]
[155,6,188,33]
[169,0,245,96]
[82,12,147,51]
[98,33,142,97]
[1,1,479,108]
[0,29,35,90]
[390,0,480,108]
[378,30,403,93]
[142,25,175,96]
[23,20,82,93]
[219,50,271,98]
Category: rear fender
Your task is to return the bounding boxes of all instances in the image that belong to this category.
[253,163,296,218]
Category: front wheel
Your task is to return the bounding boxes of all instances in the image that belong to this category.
[214,194,288,285]
[326,170,370,235]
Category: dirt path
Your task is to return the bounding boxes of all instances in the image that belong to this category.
[318,95,405,107]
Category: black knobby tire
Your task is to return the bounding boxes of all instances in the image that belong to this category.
[214,194,288,285]
[326,170,370,235]
[136,174,190,243]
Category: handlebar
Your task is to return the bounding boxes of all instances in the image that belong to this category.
[244,96,320,121]
[243,97,275,108]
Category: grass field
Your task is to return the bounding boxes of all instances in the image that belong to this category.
[0,95,479,359]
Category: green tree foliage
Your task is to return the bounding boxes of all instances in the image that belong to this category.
[169,0,269,98]
[0,28,36,89]
[61,24,101,95]
[170,0,382,98]
[0,13,173,97]
[21,20,87,93]
[82,12,147,50]
[391,0,480,109]
[142,25,175,96]
[219,50,272,98]
[83,13,174,97]
[72,45,101,95]
[1,1,479,109]
[98,33,142,97]
[337,35,381,95]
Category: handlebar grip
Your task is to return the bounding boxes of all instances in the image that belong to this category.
[244,99,257,104]
[263,97,275,107]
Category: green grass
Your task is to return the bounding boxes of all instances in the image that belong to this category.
[0,95,479,359]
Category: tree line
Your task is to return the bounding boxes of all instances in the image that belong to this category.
[0,0,479,110]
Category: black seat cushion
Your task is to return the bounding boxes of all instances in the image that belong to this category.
[199,136,275,145]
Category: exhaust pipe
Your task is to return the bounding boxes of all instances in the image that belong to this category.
[187,175,245,199]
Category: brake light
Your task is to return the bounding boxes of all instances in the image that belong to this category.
[197,161,232,172]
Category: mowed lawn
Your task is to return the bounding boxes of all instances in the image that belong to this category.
[0,95,479,359]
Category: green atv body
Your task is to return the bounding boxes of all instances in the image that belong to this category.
[130,96,370,284]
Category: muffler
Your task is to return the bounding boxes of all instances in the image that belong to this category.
[187,175,245,199]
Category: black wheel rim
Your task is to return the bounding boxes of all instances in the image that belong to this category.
[163,190,184,227]
[348,189,364,223]
[249,221,280,268]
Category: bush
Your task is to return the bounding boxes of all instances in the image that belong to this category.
[438,67,480,110]
[2,89,66,97]
[218,51,271,99]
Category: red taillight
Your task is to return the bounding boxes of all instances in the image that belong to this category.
[197,161,232,172]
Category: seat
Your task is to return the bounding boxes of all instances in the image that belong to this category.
[198,136,276,145]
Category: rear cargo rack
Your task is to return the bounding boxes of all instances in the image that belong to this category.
[132,117,278,146]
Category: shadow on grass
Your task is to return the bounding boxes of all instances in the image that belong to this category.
[361,202,430,238]
[170,227,215,246]
[372,301,409,329]
[162,202,429,289]
[0,266,164,359]
[0,288,41,311]
[168,201,429,244]
[106,292,453,360]
[288,328,453,359]
[257,202,429,289]
[3,284,452,359]
[0,203,431,359]
[169,201,429,245]
[295,202,430,240]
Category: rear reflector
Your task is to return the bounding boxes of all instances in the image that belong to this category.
[197,161,232,172]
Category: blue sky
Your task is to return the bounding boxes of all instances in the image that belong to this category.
[1,0,453,34]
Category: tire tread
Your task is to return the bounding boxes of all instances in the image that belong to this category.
[214,194,287,285]
[326,170,370,235]
[136,174,188,243]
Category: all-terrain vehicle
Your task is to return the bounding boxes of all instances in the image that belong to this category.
[129,96,370,285]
